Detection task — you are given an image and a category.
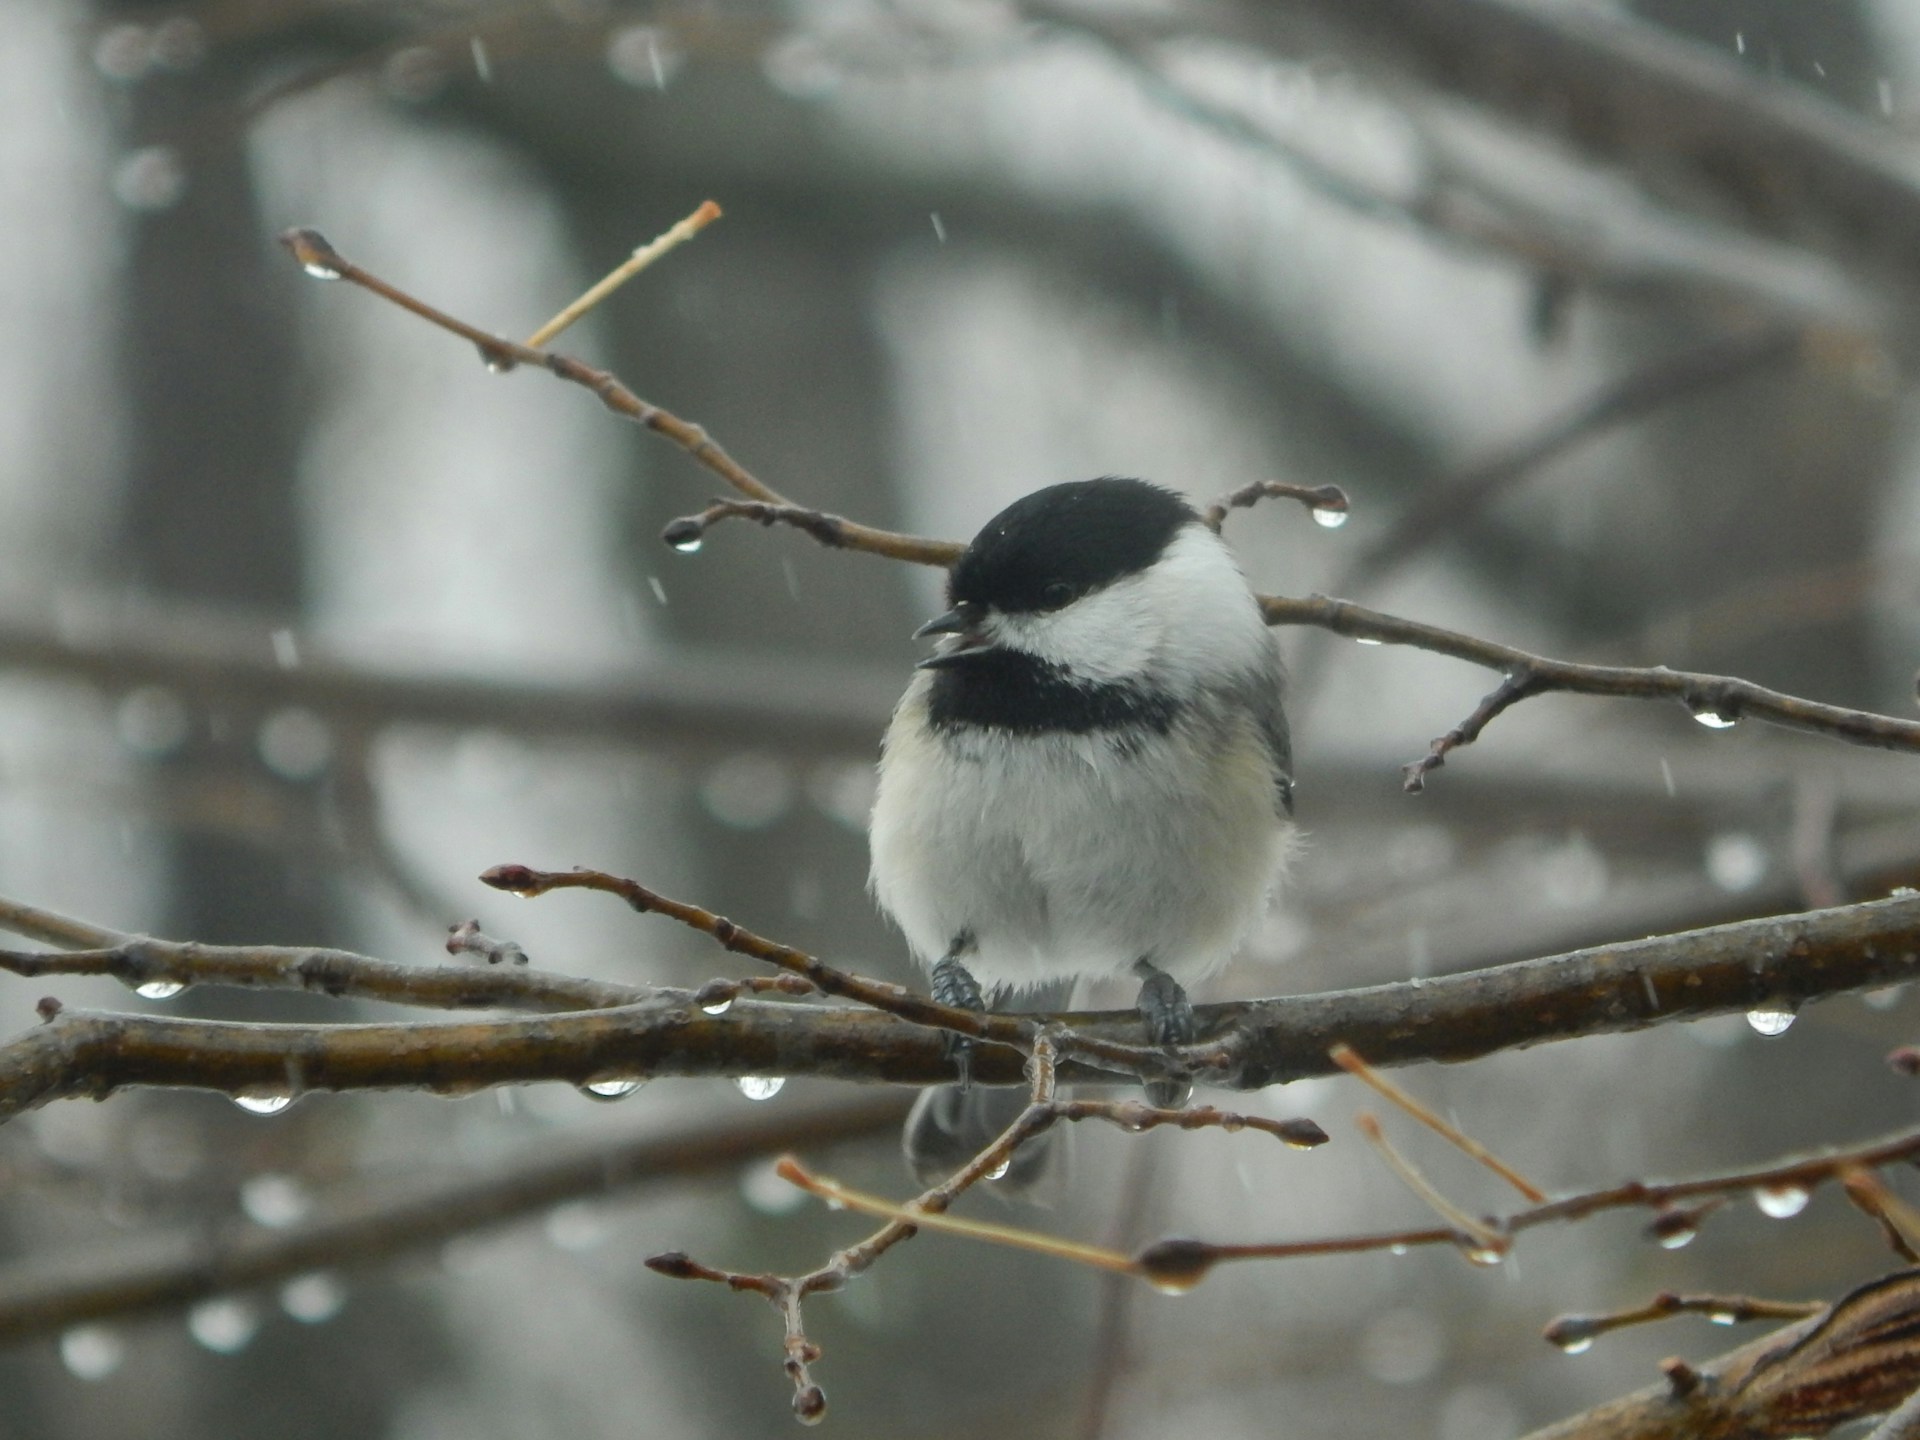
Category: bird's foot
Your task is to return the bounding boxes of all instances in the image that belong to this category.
[930,952,986,1088]
[1134,960,1194,1109]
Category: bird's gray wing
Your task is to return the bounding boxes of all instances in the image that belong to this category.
[1252,658,1295,817]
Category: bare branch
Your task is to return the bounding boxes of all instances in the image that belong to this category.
[277,234,1920,783]
[279,229,959,567]
[1200,481,1350,534]
[1268,592,1920,776]
[1518,1269,1920,1440]
[0,891,1913,1112]
[0,893,643,1014]
[1542,1291,1826,1357]
[1331,1042,1546,1201]
[480,863,1195,1086]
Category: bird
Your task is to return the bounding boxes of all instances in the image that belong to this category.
[868,476,1295,1185]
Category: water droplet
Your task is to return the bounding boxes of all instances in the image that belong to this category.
[1462,1245,1505,1267]
[112,145,186,211]
[740,1158,809,1215]
[187,1297,260,1354]
[133,978,185,1000]
[117,685,190,757]
[232,1092,293,1116]
[1147,1271,1205,1295]
[1708,1310,1738,1326]
[985,1157,1012,1181]
[93,24,152,82]
[1692,710,1738,730]
[1864,984,1906,1011]
[258,707,332,781]
[737,1075,785,1101]
[701,996,735,1016]
[579,1075,643,1101]
[241,1173,309,1228]
[1557,1336,1594,1355]
[545,1200,609,1252]
[1705,833,1767,892]
[280,1271,346,1323]
[1355,636,1384,646]
[1387,1243,1409,1257]
[1754,1184,1810,1219]
[1647,1208,1700,1248]
[60,1324,125,1380]
[606,24,679,88]
[1745,1007,1796,1037]
[671,535,703,554]
[1312,505,1349,529]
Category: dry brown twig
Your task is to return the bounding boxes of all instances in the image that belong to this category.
[1541,1290,1827,1356]
[643,1032,1326,1419]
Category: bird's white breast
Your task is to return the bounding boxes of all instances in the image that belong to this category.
[869,677,1291,992]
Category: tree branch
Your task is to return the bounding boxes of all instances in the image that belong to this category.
[0,893,1913,1114]
[1517,1269,1920,1440]
[276,234,1920,786]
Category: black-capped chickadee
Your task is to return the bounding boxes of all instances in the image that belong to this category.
[869,477,1295,1184]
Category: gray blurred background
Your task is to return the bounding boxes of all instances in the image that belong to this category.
[2,0,1919,1436]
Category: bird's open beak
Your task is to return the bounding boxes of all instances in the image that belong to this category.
[913,604,994,669]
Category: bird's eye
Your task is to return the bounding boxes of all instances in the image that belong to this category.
[1040,581,1076,610]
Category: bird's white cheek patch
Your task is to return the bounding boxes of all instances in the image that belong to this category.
[994,583,1158,684]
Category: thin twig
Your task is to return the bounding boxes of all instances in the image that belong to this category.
[1268,591,1920,772]
[0,892,642,1013]
[525,200,722,349]
[1330,1042,1546,1201]
[1354,1112,1506,1257]
[1199,480,1350,534]
[278,229,959,568]
[1541,1290,1825,1354]
[479,863,1198,1086]
[1843,1167,1920,1261]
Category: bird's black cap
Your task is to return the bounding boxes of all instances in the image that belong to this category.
[949,477,1197,615]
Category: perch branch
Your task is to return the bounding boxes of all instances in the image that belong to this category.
[479,863,1195,1086]
[0,892,1914,1110]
